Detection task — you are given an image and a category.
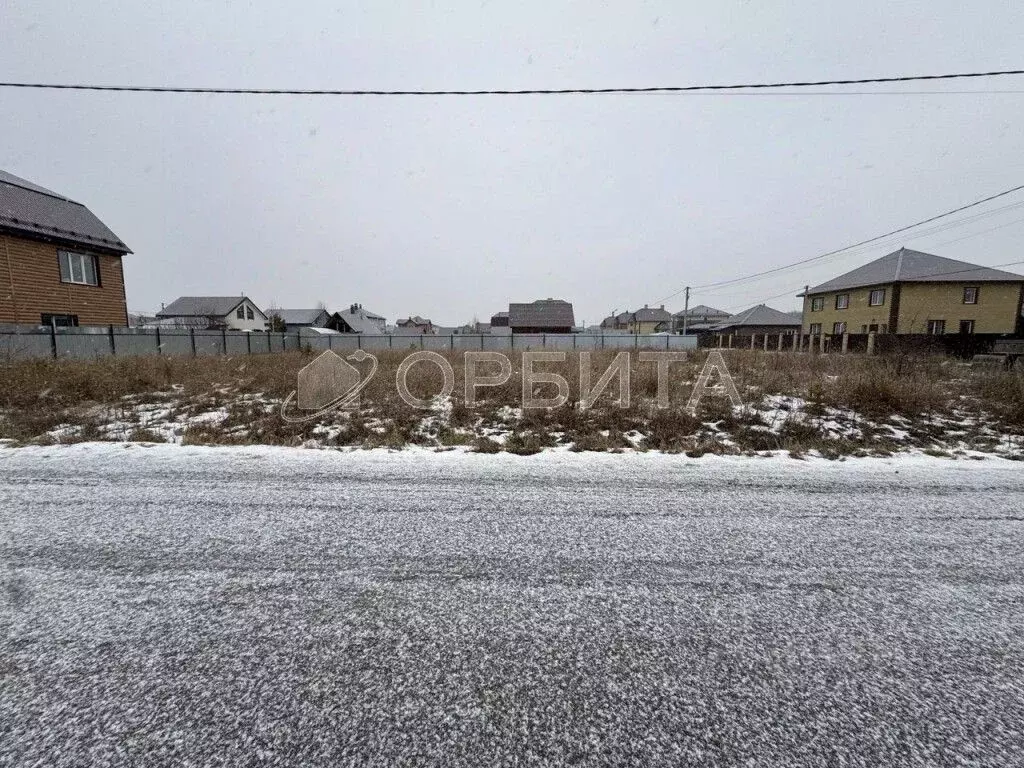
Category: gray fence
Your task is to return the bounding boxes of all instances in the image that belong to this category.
[0,326,697,362]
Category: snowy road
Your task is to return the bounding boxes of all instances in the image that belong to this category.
[2,444,1024,766]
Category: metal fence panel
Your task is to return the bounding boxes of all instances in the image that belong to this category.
[0,325,704,363]
[112,330,160,357]
[669,335,698,350]
[56,329,113,360]
[224,333,250,356]
[0,331,54,360]
[159,330,194,356]
[190,330,223,356]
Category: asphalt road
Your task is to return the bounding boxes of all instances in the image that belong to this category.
[2,444,1024,767]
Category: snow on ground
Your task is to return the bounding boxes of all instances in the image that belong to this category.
[2,444,1023,766]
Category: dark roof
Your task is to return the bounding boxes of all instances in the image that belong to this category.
[157,296,261,318]
[508,299,575,329]
[632,306,673,322]
[807,247,1024,294]
[333,307,383,334]
[0,169,130,254]
[674,304,729,318]
[711,304,801,330]
[266,308,327,325]
[398,315,432,325]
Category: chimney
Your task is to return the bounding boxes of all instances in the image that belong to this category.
[659,304,664,310]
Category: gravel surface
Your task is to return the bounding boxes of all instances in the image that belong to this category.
[2,444,1024,767]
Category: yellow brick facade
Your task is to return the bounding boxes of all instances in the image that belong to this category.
[802,281,1023,335]
[895,282,1022,334]
[801,285,894,335]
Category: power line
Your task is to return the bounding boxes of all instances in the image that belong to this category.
[689,199,1024,301]
[653,182,1024,306]
[714,259,1024,313]
[2,68,1024,96]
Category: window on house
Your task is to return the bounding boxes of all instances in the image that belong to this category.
[237,306,246,319]
[810,297,824,311]
[246,307,254,320]
[40,313,79,327]
[963,287,979,304]
[835,294,849,310]
[833,321,847,335]
[959,319,975,334]
[808,323,822,335]
[860,324,868,333]
[927,319,946,335]
[58,251,99,286]
[868,289,886,306]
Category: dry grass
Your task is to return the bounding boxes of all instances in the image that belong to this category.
[1,349,1022,456]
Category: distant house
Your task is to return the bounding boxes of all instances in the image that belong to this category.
[156,296,268,330]
[490,311,511,335]
[673,305,731,334]
[507,298,576,333]
[628,305,673,334]
[599,311,632,331]
[710,304,801,336]
[396,315,435,334]
[0,169,132,327]
[265,308,331,331]
[331,303,386,334]
[802,248,1024,336]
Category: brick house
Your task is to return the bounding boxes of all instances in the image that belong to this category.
[0,170,131,326]
[802,248,1024,336]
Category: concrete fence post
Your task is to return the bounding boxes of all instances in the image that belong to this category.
[819,332,826,354]
[777,333,784,352]
[841,332,849,354]
[728,334,734,348]
[867,331,877,355]
[717,334,722,348]
[763,334,769,351]
[750,334,756,350]
[792,332,799,352]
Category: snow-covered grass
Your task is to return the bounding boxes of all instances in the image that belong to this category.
[1,350,1023,459]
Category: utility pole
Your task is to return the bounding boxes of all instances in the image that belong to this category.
[681,286,690,335]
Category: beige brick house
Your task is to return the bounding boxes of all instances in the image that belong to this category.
[801,248,1024,336]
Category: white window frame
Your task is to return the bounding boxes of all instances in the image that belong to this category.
[868,289,886,307]
[236,305,246,319]
[963,286,979,305]
[833,321,847,335]
[835,294,849,310]
[926,319,946,336]
[810,297,824,312]
[58,251,99,286]
[808,322,822,335]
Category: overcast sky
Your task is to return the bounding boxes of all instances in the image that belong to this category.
[3,1,1024,326]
